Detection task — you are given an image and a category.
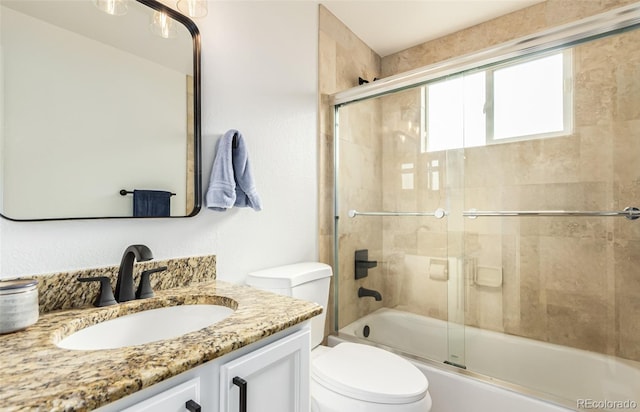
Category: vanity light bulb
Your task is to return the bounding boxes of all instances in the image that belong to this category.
[150,11,177,39]
[177,0,208,18]
[94,0,128,16]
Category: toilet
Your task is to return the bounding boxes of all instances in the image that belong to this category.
[246,262,432,412]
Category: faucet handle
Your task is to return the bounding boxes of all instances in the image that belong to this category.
[136,266,168,299]
[78,276,117,307]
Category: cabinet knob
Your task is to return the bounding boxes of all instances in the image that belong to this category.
[233,376,247,412]
[185,399,201,412]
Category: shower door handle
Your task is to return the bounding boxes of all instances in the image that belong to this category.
[233,376,247,412]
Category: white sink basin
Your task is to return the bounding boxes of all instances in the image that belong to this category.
[57,304,234,350]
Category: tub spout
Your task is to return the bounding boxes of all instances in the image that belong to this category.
[358,286,382,301]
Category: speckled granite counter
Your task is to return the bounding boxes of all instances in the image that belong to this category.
[0,280,322,411]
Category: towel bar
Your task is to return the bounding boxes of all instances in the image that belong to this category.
[463,207,639,220]
[348,208,447,219]
[119,190,176,196]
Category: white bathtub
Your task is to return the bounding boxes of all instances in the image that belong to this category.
[334,308,640,411]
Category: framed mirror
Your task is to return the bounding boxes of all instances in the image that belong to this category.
[0,0,201,220]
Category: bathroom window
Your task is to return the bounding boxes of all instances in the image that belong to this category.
[423,50,573,152]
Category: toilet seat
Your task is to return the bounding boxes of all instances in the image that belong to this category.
[312,343,429,405]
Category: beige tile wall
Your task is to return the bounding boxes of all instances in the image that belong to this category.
[318,5,382,331]
[186,75,195,215]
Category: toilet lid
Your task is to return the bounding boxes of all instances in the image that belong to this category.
[312,343,428,404]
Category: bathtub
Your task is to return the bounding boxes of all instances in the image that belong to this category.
[332,307,640,412]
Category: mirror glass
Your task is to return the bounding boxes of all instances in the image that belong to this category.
[0,0,200,220]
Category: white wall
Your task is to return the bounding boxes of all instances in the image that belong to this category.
[0,1,319,283]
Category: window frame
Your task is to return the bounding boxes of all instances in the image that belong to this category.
[422,49,574,152]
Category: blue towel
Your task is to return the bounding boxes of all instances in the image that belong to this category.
[133,190,171,217]
[205,129,262,211]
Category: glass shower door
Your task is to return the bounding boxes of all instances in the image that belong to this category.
[334,85,467,368]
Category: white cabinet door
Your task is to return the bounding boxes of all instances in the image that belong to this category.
[121,378,201,412]
[219,329,310,412]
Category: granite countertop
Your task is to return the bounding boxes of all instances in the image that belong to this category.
[0,280,322,411]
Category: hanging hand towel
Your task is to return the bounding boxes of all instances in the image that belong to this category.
[133,190,171,217]
[205,129,262,211]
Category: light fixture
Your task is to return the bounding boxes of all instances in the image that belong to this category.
[177,0,208,18]
[94,0,128,16]
[150,10,177,39]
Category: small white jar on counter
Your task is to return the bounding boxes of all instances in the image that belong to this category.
[0,279,39,334]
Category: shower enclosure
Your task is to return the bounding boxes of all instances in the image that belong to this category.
[331,4,640,409]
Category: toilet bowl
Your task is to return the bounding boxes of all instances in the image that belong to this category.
[311,343,432,412]
[246,262,432,412]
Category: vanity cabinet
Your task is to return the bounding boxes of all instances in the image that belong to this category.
[120,378,201,412]
[219,328,310,412]
[95,325,310,412]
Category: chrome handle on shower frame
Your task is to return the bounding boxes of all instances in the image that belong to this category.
[348,208,447,219]
[463,206,640,220]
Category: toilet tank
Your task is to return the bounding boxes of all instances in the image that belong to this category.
[246,262,332,348]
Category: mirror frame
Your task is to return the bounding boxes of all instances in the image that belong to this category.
[0,0,202,221]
